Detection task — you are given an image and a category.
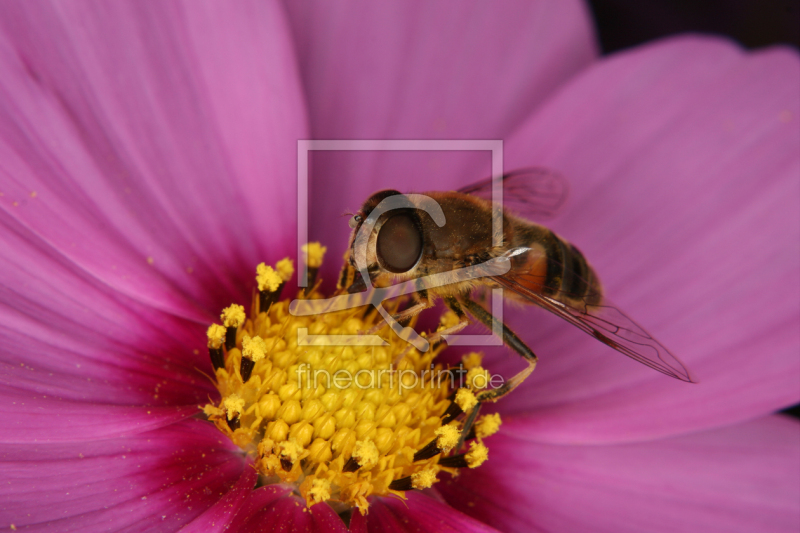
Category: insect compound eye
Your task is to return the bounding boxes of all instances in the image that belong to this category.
[376,213,422,273]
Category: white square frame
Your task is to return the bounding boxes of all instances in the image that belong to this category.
[296,139,505,347]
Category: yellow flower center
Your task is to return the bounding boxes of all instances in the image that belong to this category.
[203,247,501,514]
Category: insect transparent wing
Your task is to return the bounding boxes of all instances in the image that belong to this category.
[488,249,691,382]
[457,168,570,220]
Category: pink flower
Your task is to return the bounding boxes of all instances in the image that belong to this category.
[0,1,797,532]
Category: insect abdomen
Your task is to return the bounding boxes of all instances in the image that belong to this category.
[548,231,602,306]
[511,221,602,307]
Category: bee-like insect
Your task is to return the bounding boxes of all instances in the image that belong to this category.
[338,168,692,408]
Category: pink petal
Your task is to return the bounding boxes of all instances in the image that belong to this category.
[0,390,199,443]
[0,224,217,404]
[180,465,257,533]
[439,415,800,533]
[0,418,246,531]
[286,0,595,139]
[0,0,306,322]
[351,491,500,533]
[227,484,349,533]
[282,0,598,281]
[470,36,800,442]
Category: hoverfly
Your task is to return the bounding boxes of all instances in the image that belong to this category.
[338,168,692,407]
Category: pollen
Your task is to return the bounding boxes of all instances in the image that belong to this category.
[242,334,267,362]
[280,439,305,463]
[221,304,246,328]
[352,439,379,469]
[466,366,491,390]
[306,477,332,504]
[439,310,461,330]
[434,424,461,453]
[465,441,488,468]
[455,388,478,412]
[256,263,283,292]
[474,413,502,439]
[462,352,482,369]
[223,394,245,420]
[276,258,294,281]
[301,242,327,268]
[207,324,226,349]
[411,467,438,489]
[203,246,499,514]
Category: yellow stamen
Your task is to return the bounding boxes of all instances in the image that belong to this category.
[223,394,245,420]
[301,242,326,268]
[241,334,267,362]
[203,254,498,514]
[465,441,488,468]
[455,388,478,412]
[207,324,226,349]
[411,467,438,489]
[306,477,332,504]
[256,263,283,292]
[203,404,223,418]
[439,310,461,330]
[352,438,379,469]
[276,258,294,281]
[435,424,461,454]
[466,366,491,390]
[462,352,483,369]
[279,439,305,463]
[474,413,502,439]
[221,304,246,328]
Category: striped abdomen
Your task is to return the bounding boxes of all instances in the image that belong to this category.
[508,219,603,307]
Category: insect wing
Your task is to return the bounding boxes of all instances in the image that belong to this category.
[489,249,691,382]
[457,168,570,220]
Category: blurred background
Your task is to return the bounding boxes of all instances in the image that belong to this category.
[587,0,799,53]
[588,0,799,418]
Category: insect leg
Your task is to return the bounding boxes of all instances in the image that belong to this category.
[336,257,355,294]
[460,296,538,403]
[444,296,466,319]
[423,296,471,346]
[364,300,432,335]
[392,297,470,365]
[454,402,481,453]
[423,320,470,348]
[439,297,486,448]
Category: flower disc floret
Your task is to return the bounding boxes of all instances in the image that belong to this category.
[203,249,499,513]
